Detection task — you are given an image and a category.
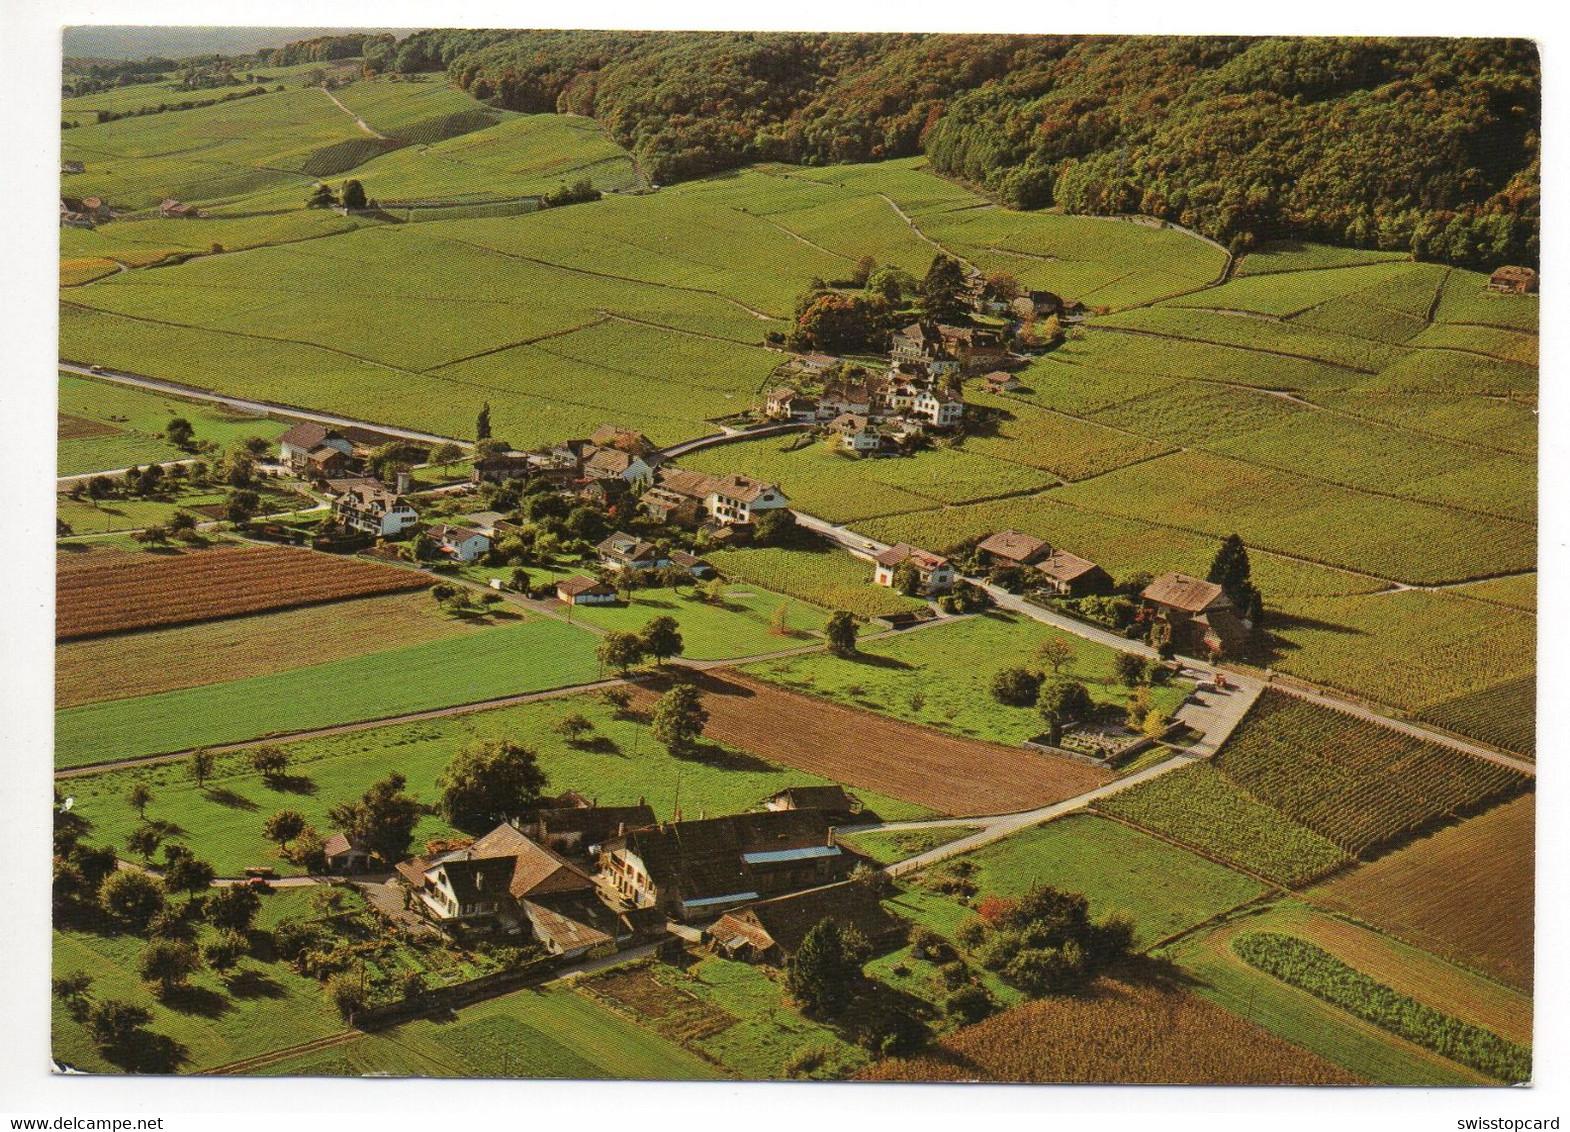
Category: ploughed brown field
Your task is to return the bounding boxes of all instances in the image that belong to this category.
[56,544,428,640]
[629,670,1108,817]
[1306,794,1535,991]
[58,413,122,440]
[859,976,1363,1084]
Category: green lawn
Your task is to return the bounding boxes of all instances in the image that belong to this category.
[742,611,1190,747]
[55,613,604,767]
[57,483,300,536]
[708,542,927,620]
[914,814,1268,947]
[837,826,982,865]
[63,691,934,876]
[569,584,827,660]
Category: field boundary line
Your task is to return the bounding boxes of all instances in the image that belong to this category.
[1093,323,1381,376]
[195,1029,362,1076]
[420,315,612,371]
[1087,808,1297,893]
[874,192,975,272]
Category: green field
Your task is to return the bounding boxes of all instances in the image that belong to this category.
[1095,763,1353,887]
[743,611,1190,747]
[55,613,603,768]
[59,372,288,476]
[909,814,1267,948]
[836,826,983,865]
[62,690,933,876]
[709,543,926,620]
[568,584,827,659]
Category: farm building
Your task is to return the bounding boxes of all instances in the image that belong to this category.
[708,881,905,965]
[323,833,371,874]
[1488,265,1538,294]
[583,445,654,485]
[1141,572,1249,656]
[765,387,819,422]
[61,160,85,174]
[1010,290,1065,319]
[159,198,199,218]
[597,531,669,571]
[426,523,492,563]
[332,483,419,538]
[598,809,862,921]
[1035,549,1112,597]
[556,575,620,606]
[278,423,355,475]
[394,823,618,956]
[890,322,959,376]
[763,785,862,821]
[831,413,883,453]
[976,529,1050,567]
[471,452,542,484]
[649,468,790,527]
[795,353,840,374]
[639,486,704,527]
[590,425,661,461]
[983,371,1022,393]
[670,550,715,578]
[521,801,658,856]
[937,324,1009,375]
[873,544,956,594]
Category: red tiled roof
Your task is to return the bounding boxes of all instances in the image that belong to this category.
[1142,572,1230,613]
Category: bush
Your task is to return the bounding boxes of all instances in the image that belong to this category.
[990,666,1044,708]
[945,983,996,1024]
[783,1043,838,1079]
[324,971,369,1019]
[938,959,971,990]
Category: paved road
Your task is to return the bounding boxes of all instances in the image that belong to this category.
[58,457,200,488]
[318,86,387,140]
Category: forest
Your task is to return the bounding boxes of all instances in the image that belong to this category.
[384,31,1537,265]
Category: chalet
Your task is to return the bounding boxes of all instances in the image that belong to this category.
[983,370,1022,393]
[395,824,616,956]
[650,469,789,527]
[873,544,955,594]
[323,833,371,875]
[522,802,658,855]
[597,531,669,571]
[976,529,1050,568]
[427,523,492,563]
[763,785,862,822]
[1488,266,1538,294]
[61,160,85,175]
[159,198,199,218]
[556,575,620,606]
[1141,572,1248,656]
[278,423,355,475]
[709,881,904,965]
[938,324,1009,375]
[830,413,883,453]
[765,387,819,422]
[582,445,653,485]
[911,388,965,429]
[670,550,715,579]
[1034,549,1112,597]
[332,483,418,538]
[599,809,861,921]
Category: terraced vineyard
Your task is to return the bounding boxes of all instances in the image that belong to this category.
[1214,691,1531,857]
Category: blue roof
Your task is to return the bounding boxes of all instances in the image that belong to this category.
[741,846,842,865]
[682,892,760,909]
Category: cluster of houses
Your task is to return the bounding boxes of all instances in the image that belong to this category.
[472,425,660,491]
[58,193,200,228]
[361,785,890,967]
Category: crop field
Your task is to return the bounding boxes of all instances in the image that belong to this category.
[1435,269,1540,331]
[1307,795,1534,991]
[1417,674,1537,757]
[566,584,827,660]
[626,670,1106,818]
[1214,691,1531,857]
[56,544,426,640]
[1173,260,1437,317]
[1409,323,1539,366]
[962,388,1174,480]
[55,611,602,767]
[859,976,1360,1084]
[60,58,365,125]
[61,689,931,875]
[742,611,1190,748]
[708,543,925,619]
[57,486,244,537]
[1162,901,1514,1085]
[56,590,492,708]
[1095,763,1353,887]
[1235,241,1412,276]
[58,372,287,476]
[1097,307,1406,373]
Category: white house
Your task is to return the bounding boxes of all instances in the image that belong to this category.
[556,575,621,605]
[652,469,790,526]
[427,523,492,562]
[913,390,965,429]
[873,543,955,594]
[830,413,882,453]
[278,423,355,474]
[333,483,419,537]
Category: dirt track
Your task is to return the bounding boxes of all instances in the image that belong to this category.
[629,670,1108,818]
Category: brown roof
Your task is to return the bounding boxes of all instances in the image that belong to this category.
[770,785,858,813]
[279,422,333,450]
[597,531,659,561]
[607,809,842,905]
[590,426,659,457]
[670,550,711,570]
[427,524,486,543]
[520,899,614,952]
[469,823,597,900]
[584,446,641,477]
[874,543,949,572]
[1491,265,1538,282]
[557,574,616,598]
[1142,572,1230,614]
[433,854,517,906]
[977,529,1049,564]
[710,882,903,959]
[534,803,657,842]
[323,833,355,857]
[656,468,781,505]
[1035,549,1101,584]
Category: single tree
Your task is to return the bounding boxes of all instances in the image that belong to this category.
[165,418,195,448]
[326,772,426,864]
[428,441,462,472]
[202,930,247,977]
[475,401,492,441]
[650,684,708,753]
[1126,685,1152,729]
[849,254,877,287]
[248,745,288,781]
[204,883,261,933]
[1035,637,1076,677]
[306,182,337,208]
[137,938,202,995]
[340,179,367,210]
[920,254,968,323]
[1037,679,1093,746]
[161,845,215,901]
[990,666,1044,708]
[52,972,94,1019]
[638,615,684,666]
[437,741,546,830]
[126,824,164,863]
[224,489,260,523]
[262,809,307,851]
[85,1000,153,1052]
[554,713,594,745]
[1114,652,1148,688]
[596,630,646,675]
[599,686,633,715]
[752,507,796,545]
[508,565,531,592]
[188,747,215,788]
[825,611,859,657]
[1207,532,1262,625]
[891,561,923,597]
[325,971,369,1019]
[99,870,167,932]
[126,783,154,819]
[1141,710,1169,741]
[769,600,791,636]
[786,919,860,1017]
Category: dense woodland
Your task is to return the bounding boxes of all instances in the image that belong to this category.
[385,30,1537,266]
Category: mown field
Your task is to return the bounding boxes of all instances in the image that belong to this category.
[1307,794,1534,991]
[61,688,932,876]
[709,543,925,619]
[859,976,1361,1084]
[55,610,603,768]
[565,582,827,660]
[58,371,288,476]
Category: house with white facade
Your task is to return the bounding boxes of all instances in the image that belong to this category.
[427,523,492,563]
[332,483,419,537]
[872,543,956,594]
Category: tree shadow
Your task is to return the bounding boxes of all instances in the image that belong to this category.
[674,741,778,774]
[204,787,258,811]
[159,983,233,1019]
[844,651,913,671]
[1243,611,1367,668]
[264,774,317,796]
[225,968,288,1000]
[101,1032,189,1075]
[568,736,622,755]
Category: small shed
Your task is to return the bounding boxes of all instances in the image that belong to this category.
[324,833,370,874]
[1488,266,1538,294]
